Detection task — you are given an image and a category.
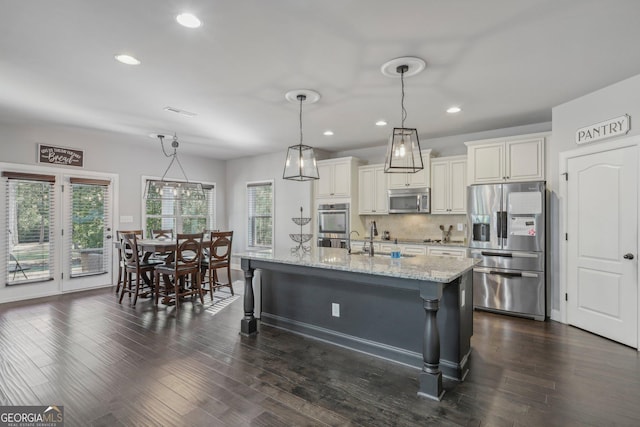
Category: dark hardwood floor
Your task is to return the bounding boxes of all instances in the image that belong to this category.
[1,287,639,426]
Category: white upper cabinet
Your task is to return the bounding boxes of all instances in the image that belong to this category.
[465,133,546,185]
[430,155,467,214]
[387,149,432,189]
[358,164,388,215]
[315,157,361,199]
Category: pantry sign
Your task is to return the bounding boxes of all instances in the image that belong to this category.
[38,144,84,167]
[576,114,630,145]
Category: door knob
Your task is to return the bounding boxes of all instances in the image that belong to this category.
[623,253,634,260]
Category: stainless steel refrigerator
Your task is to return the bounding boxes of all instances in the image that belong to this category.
[467,181,546,321]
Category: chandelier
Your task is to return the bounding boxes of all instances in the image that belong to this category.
[144,134,205,200]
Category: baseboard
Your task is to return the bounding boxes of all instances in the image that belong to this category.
[260,312,469,381]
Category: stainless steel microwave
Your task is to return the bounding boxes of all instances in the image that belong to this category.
[388,187,430,214]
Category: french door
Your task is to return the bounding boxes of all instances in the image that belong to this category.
[61,175,114,292]
[1,164,116,302]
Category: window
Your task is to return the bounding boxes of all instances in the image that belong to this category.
[247,181,273,248]
[3,172,56,285]
[68,178,111,277]
[144,182,215,236]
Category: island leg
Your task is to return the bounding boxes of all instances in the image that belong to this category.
[418,298,444,401]
[240,264,257,336]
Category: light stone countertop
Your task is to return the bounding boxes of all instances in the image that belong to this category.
[236,247,477,283]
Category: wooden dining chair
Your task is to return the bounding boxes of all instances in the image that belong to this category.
[152,229,173,239]
[154,233,204,309]
[116,229,144,294]
[201,231,234,299]
[119,233,158,306]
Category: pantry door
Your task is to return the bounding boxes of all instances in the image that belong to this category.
[565,143,638,348]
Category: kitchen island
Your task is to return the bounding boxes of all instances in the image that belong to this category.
[238,247,476,401]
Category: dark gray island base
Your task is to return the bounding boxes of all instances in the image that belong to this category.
[239,248,475,401]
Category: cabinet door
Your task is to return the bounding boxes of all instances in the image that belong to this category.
[469,143,504,184]
[332,162,351,196]
[506,138,544,182]
[407,167,429,187]
[428,247,466,258]
[430,161,449,214]
[373,166,388,213]
[316,163,334,197]
[358,168,375,214]
[387,172,408,189]
[403,245,427,255]
[449,158,467,214]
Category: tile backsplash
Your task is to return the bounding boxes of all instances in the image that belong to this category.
[360,214,468,242]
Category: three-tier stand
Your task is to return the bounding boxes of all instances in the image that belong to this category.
[289,206,312,252]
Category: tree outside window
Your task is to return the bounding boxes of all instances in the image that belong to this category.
[247,182,273,248]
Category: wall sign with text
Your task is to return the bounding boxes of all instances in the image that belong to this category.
[38,144,84,167]
[576,115,631,145]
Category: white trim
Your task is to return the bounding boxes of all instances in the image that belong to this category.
[558,135,640,350]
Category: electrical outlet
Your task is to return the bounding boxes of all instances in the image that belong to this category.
[457,223,464,231]
[332,303,340,317]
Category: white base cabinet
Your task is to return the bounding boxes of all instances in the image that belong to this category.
[430,155,467,214]
[465,133,546,185]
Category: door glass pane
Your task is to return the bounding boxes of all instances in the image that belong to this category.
[70,183,107,276]
[6,179,55,284]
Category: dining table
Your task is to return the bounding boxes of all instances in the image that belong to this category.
[117,237,211,304]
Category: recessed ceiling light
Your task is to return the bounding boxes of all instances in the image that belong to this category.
[446,106,462,114]
[163,106,197,117]
[375,120,388,126]
[323,130,334,136]
[176,13,202,28]
[114,54,140,65]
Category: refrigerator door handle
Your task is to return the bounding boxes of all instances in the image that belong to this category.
[489,270,522,278]
[496,212,502,238]
[521,272,539,278]
[501,211,508,241]
[481,251,512,257]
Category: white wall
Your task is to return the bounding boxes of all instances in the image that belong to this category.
[549,73,640,316]
[0,122,227,231]
[226,150,313,253]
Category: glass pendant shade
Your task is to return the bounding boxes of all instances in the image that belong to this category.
[283,91,320,181]
[382,60,425,174]
[384,127,423,173]
[283,143,319,181]
[144,180,205,200]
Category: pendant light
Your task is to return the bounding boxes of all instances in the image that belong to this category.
[144,133,205,200]
[283,89,320,181]
[382,57,426,173]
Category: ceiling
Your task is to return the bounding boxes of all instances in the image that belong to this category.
[2,0,640,160]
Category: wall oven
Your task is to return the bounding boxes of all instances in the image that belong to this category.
[317,203,349,248]
[388,187,430,214]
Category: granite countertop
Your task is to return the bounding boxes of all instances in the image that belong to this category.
[353,238,467,247]
[236,247,476,283]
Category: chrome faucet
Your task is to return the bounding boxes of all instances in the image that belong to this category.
[367,220,378,256]
[348,230,360,253]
